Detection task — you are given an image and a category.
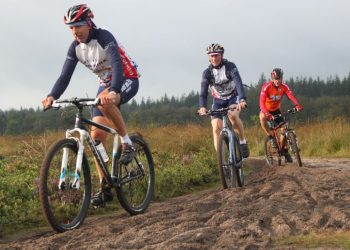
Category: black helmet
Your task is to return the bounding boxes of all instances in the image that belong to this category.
[206,43,224,55]
[271,68,283,80]
[64,4,94,26]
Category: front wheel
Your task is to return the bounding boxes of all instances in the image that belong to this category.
[233,134,244,187]
[217,132,243,188]
[264,136,279,167]
[217,132,234,188]
[115,135,155,215]
[39,138,91,232]
[287,132,302,167]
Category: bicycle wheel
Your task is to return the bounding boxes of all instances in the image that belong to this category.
[287,132,302,167]
[233,134,244,187]
[116,135,155,215]
[39,138,91,232]
[217,132,236,188]
[264,136,279,167]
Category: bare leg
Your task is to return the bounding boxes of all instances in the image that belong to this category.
[211,118,223,152]
[259,111,272,136]
[280,127,286,149]
[91,116,113,183]
[228,109,245,141]
[97,89,127,137]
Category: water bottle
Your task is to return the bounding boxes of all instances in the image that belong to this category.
[95,140,109,163]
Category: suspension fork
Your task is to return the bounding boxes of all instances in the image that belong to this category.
[111,134,119,179]
[222,115,236,165]
[285,129,296,148]
[58,128,87,190]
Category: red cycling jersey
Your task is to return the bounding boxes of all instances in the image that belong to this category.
[259,81,301,115]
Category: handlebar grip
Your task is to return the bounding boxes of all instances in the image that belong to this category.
[43,106,52,112]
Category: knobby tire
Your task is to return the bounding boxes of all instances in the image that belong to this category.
[115,135,155,215]
[39,138,91,232]
[287,132,302,167]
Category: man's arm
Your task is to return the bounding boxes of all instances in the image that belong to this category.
[48,42,78,99]
[283,84,302,109]
[199,70,210,108]
[259,85,270,116]
[99,30,124,94]
[229,63,246,102]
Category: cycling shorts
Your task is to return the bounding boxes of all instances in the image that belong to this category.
[93,78,139,117]
[266,109,285,128]
[211,95,239,120]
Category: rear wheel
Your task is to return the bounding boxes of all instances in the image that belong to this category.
[217,132,236,188]
[287,132,302,167]
[116,135,155,215]
[39,139,91,232]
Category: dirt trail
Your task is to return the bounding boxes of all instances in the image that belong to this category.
[1,158,350,249]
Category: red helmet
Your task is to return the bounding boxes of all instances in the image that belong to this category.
[64,4,94,26]
[271,68,283,80]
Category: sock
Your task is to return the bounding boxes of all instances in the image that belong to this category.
[240,139,247,144]
[120,134,132,145]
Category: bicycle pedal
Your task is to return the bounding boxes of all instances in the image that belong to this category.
[92,201,106,208]
[92,204,105,209]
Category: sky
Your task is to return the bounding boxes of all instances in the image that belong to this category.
[1,0,350,110]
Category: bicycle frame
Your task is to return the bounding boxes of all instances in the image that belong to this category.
[270,110,296,152]
[204,107,243,169]
[54,99,121,190]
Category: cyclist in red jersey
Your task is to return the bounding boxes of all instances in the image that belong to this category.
[259,68,303,162]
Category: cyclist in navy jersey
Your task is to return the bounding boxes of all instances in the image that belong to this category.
[198,43,249,158]
[41,4,139,206]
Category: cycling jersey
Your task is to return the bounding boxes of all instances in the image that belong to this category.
[259,81,300,115]
[199,59,246,108]
[49,27,139,99]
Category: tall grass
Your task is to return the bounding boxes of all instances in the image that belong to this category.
[297,117,350,157]
[246,117,350,158]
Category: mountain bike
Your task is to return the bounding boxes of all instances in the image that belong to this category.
[39,97,155,232]
[201,107,245,189]
[264,107,302,167]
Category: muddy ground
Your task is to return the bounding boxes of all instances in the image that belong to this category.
[1,158,350,249]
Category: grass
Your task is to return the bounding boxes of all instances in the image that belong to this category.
[246,117,350,158]
[276,231,350,249]
[0,118,349,242]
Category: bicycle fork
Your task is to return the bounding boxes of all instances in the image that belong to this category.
[222,116,239,168]
[58,129,87,190]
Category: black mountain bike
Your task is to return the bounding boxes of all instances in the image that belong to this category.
[39,98,155,232]
[201,107,245,188]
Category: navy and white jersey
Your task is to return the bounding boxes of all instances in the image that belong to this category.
[49,27,139,99]
[199,59,246,108]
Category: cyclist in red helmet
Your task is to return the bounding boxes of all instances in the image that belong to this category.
[42,4,140,206]
[259,68,303,162]
[198,43,249,158]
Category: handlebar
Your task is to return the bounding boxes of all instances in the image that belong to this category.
[44,97,100,111]
[271,107,299,120]
[198,106,237,116]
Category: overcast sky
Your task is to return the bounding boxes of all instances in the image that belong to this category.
[1,0,350,110]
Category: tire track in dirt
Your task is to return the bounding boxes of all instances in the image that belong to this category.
[1,158,350,249]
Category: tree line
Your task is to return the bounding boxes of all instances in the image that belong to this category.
[0,73,349,135]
